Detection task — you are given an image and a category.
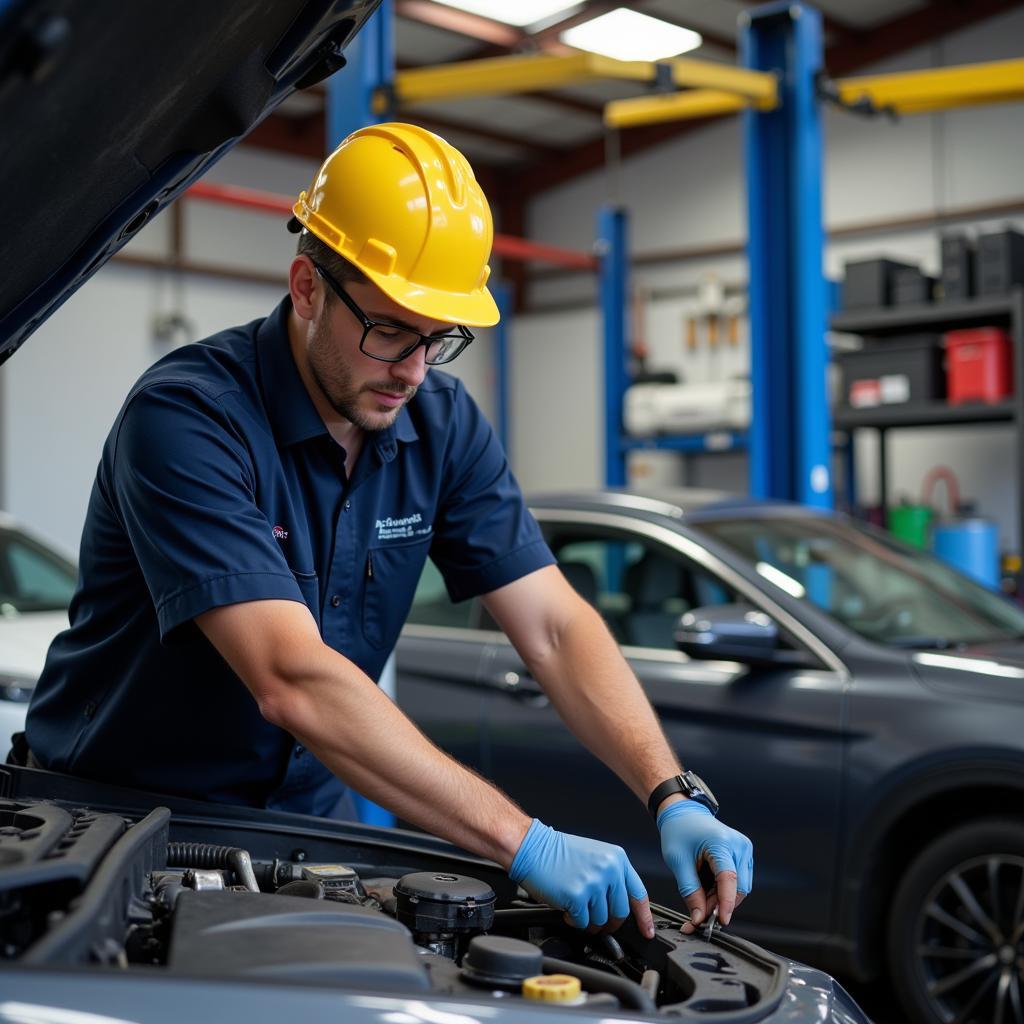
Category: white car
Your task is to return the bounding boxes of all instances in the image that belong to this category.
[0,513,77,752]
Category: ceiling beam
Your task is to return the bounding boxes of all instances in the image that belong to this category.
[393,0,523,47]
[395,1,604,117]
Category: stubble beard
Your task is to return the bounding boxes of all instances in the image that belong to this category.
[308,314,417,432]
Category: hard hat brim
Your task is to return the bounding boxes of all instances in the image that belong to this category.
[363,268,501,328]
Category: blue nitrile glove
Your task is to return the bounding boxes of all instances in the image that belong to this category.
[509,819,650,933]
[657,800,753,927]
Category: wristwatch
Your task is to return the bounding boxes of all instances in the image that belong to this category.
[647,769,719,818]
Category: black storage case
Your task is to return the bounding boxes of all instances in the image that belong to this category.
[892,266,935,306]
[977,228,1024,296]
[835,334,946,408]
[843,258,919,309]
[940,234,975,302]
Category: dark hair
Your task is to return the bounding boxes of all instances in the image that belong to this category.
[295,230,368,298]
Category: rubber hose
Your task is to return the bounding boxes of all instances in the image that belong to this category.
[640,969,661,999]
[542,956,656,1013]
[166,843,259,893]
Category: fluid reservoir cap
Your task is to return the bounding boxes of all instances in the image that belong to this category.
[394,872,496,933]
[523,975,583,1003]
[395,873,495,903]
[461,936,544,988]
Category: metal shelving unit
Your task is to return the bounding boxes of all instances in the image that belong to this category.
[830,289,1024,545]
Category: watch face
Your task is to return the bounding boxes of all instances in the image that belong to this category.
[683,770,719,811]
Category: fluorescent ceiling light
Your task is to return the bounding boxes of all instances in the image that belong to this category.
[432,1,576,27]
[561,8,702,62]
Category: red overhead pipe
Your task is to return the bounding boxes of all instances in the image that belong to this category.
[186,181,294,216]
[184,182,598,271]
[491,233,598,271]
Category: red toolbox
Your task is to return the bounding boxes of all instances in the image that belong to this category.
[945,327,1014,405]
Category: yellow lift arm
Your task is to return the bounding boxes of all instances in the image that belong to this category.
[606,56,1024,128]
[374,51,777,112]
[833,57,1024,116]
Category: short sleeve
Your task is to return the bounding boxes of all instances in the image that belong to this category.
[429,380,554,601]
[110,382,304,639]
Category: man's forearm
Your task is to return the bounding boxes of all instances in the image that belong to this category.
[260,647,532,866]
[522,601,681,805]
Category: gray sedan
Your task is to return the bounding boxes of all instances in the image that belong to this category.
[396,488,1024,1024]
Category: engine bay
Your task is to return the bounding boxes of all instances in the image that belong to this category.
[0,797,786,1021]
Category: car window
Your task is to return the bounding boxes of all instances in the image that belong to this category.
[406,557,476,629]
[699,514,1024,647]
[0,528,77,613]
[543,526,737,650]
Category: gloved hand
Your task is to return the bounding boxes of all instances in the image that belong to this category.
[657,799,753,930]
[509,819,654,938]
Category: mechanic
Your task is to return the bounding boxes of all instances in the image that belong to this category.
[17,123,753,939]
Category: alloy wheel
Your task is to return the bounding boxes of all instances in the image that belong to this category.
[914,853,1024,1024]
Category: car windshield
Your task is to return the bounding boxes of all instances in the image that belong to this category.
[0,526,77,614]
[697,513,1024,648]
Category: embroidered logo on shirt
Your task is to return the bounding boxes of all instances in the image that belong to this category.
[374,512,432,542]
[272,525,289,541]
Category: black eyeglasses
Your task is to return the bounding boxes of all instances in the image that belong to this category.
[313,262,474,366]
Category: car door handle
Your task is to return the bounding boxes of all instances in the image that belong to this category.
[490,670,550,708]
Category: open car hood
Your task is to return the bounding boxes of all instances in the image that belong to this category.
[0,764,870,1024]
[0,0,380,365]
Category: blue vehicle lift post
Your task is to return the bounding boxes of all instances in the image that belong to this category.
[742,2,832,509]
[599,206,630,487]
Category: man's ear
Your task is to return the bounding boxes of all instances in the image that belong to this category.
[289,257,319,320]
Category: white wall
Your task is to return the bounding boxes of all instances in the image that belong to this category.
[513,5,1024,549]
[0,145,495,553]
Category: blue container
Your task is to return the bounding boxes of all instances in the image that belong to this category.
[932,519,1000,589]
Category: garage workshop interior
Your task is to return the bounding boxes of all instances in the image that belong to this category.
[1,3,1024,1024]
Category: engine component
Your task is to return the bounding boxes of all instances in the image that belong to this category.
[277,878,325,899]
[460,935,543,990]
[394,872,495,955]
[182,869,225,892]
[300,863,365,903]
[167,889,431,991]
[167,843,259,893]
[543,955,655,1013]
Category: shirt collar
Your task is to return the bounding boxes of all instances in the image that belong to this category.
[257,297,419,452]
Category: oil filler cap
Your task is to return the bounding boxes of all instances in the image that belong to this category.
[523,975,584,1004]
[461,936,543,989]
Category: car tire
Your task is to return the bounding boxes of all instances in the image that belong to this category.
[888,818,1024,1024]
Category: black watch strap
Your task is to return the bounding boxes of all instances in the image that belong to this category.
[647,770,719,818]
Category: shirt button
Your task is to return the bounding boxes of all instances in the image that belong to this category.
[330,594,341,608]
[343,500,351,512]
[83,701,97,720]
[294,745,304,758]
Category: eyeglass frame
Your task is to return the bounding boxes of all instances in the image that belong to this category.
[312,261,474,366]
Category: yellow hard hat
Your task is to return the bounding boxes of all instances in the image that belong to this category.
[291,122,499,327]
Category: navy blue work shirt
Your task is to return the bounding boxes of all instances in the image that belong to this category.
[26,297,553,815]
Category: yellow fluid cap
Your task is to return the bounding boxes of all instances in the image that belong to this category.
[522,975,583,1003]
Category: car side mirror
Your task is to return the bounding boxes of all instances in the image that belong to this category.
[674,603,814,667]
